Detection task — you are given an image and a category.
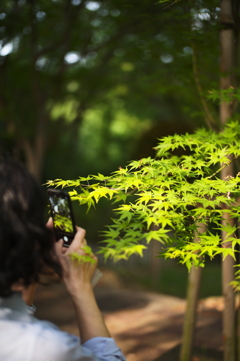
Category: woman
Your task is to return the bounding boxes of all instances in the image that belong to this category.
[0,158,125,361]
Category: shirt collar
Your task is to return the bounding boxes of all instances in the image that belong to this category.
[0,292,31,318]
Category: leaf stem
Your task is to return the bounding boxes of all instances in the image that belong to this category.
[207,156,237,179]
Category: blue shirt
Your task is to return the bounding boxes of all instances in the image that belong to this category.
[0,293,125,361]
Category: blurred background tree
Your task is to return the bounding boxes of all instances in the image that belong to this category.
[0,0,221,180]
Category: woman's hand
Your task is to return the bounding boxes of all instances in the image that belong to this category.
[46,218,98,295]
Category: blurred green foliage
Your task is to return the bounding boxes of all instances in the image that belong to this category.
[116,261,222,299]
[0,0,223,180]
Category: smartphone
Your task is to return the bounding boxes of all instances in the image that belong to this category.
[47,188,76,247]
[47,188,103,287]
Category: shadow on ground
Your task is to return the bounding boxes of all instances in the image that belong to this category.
[95,288,150,312]
[155,344,223,361]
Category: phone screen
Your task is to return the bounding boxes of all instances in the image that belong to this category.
[47,189,76,246]
[48,194,75,233]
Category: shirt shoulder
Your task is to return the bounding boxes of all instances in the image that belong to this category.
[0,317,88,361]
[27,319,87,360]
[28,319,125,361]
[0,315,125,361]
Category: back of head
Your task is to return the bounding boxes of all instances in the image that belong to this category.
[0,158,61,297]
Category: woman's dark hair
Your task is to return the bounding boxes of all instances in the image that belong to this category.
[0,158,62,297]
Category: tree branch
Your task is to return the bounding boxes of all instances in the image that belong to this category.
[191,41,218,131]
[35,0,88,59]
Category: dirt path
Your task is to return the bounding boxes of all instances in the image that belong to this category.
[34,270,223,361]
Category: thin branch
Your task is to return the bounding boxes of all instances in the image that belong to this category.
[191,41,217,131]
[36,0,88,59]
[207,156,237,179]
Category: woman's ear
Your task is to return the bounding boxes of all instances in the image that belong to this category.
[11,281,25,292]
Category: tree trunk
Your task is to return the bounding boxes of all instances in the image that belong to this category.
[180,266,202,361]
[21,132,46,182]
[233,5,240,357]
[238,292,240,361]
[220,1,236,361]
[222,249,235,361]
[221,181,235,361]
[149,238,162,290]
[221,164,236,361]
[180,223,206,361]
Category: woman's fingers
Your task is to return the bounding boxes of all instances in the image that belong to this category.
[66,228,86,255]
[75,227,87,246]
[54,227,90,262]
[54,238,64,255]
[46,217,53,229]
